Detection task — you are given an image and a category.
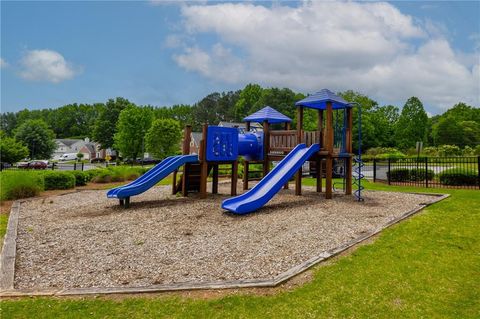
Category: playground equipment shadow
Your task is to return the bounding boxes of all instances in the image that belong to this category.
[6,182,440,293]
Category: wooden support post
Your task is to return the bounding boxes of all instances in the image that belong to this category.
[285,118,292,194]
[180,125,192,196]
[284,122,290,189]
[295,107,303,195]
[182,164,189,197]
[124,197,130,209]
[318,110,324,147]
[263,121,270,176]
[345,107,353,195]
[183,125,192,155]
[199,124,208,199]
[243,160,249,190]
[246,121,251,132]
[316,159,322,193]
[212,164,218,194]
[231,160,238,196]
[172,169,177,195]
[325,102,333,199]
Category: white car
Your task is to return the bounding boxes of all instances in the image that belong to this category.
[59,153,78,161]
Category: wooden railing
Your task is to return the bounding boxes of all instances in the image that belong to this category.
[269,130,321,153]
[269,130,297,152]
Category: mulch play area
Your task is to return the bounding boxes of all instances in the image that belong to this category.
[4,183,442,294]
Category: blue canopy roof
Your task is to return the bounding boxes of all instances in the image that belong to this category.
[295,89,351,110]
[243,106,292,124]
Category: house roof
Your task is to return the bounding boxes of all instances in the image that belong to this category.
[243,106,292,124]
[56,139,82,147]
[82,143,96,154]
[295,89,351,110]
[218,121,262,128]
[190,132,203,145]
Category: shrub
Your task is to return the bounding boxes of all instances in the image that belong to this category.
[68,171,90,186]
[437,145,461,157]
[387,168,434,182]
[409,169,435,181]
[365,147,406,159]
[85,169,101,181]
[91,169,112,183]
[438,168,478,186]
[44,171,75,190]
[422,147,438,157]
[462,146,475,156]
[0,171,44,200]
[90,166,144,183]
[387,168,411,182]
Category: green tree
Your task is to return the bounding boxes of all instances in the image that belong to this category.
[394,97,428,150]
[233,84,263,121]
[76,152,84,162]
[0,112,18,136]
[154,104,195,128]
[338,91,379,152]
[145,119,182,159]
[113,106,153,160]
[14,119,56,159]
[369,105,399,147]
[93,98,131,149]
[0,131,29,164]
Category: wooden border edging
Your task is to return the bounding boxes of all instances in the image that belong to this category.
[0,193,449,297]
[0,201,21,290]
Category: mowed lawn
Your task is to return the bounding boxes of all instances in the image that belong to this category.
[1,181,479,318]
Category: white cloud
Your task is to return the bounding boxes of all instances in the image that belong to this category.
[171,1,479,110]
[0,58,7,68]
[19,49,80,83]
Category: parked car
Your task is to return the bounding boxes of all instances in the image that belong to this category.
[0,162,12,170]
[18,160,48,170]
[59,153,78,161]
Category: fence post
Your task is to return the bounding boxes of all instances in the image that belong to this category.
[81,162,84,171]
[387,158,391,185]
[373,158,377,182]
[477,156,480,190]
[425,157,428,188]
[52,162,55,170]
[74,163,77,171]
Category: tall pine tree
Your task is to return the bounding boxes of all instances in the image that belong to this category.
[394,97,428,150]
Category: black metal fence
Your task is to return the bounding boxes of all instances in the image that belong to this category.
[0,162,117,172]
[363,156,480,189]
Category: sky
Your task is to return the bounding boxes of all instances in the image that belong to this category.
[1,1,479,115]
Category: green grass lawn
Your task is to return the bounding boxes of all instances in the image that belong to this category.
[1,181,479,318]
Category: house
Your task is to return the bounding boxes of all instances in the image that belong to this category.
[189,132,203,154]
[218,121,263,132]
[53,137,111,160]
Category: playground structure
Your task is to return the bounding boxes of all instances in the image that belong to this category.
[107,89,363,213]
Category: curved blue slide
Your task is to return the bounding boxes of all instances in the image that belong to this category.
[107,154,198,200]
[222,143,320,214]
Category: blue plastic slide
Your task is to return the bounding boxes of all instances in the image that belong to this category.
[222,143,320,214]
[107,154,198,200]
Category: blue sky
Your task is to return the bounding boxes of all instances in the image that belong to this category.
[1,1,479,115]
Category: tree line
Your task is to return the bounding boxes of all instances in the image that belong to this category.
[1,83,479,163]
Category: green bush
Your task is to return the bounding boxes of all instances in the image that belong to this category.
[0,171,44,200]
[85,169,101,181]
[387,168,411,182]
[68,171,90,186]
[438,168,478,186]
[409,169,435,181]
[387,168,434,182]
[90,166,144,183]
[44,171,75,190]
